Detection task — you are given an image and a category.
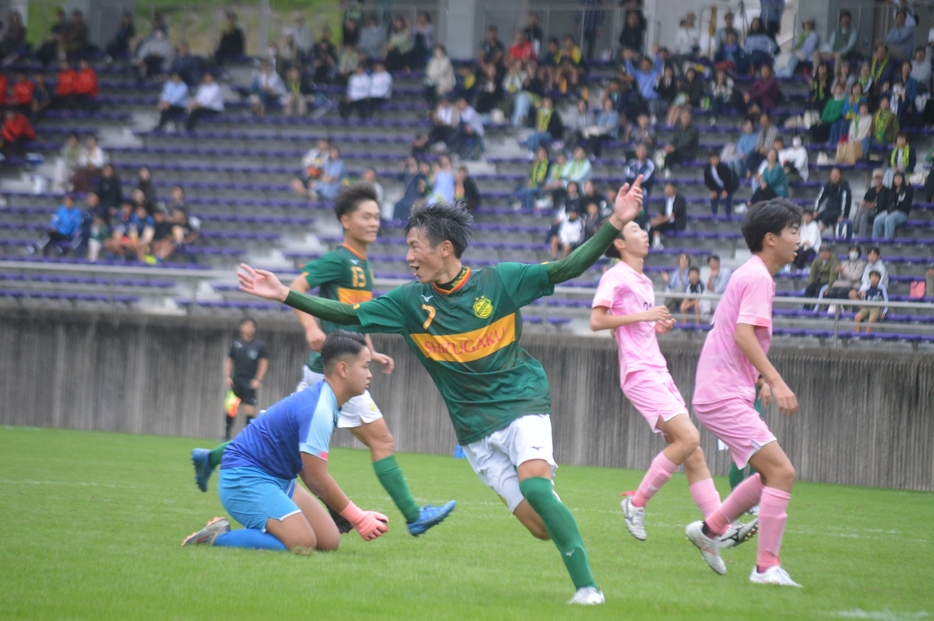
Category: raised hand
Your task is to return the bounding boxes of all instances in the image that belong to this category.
[610,175,644,228]
[238,264,289,302]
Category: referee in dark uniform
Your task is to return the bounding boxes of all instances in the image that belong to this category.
[223,317,268,440]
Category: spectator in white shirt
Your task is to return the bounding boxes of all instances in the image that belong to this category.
[250,60,288,117]
[706,254,733,294]
[779,135,809,182]
[339,63,372,120]
[368,60,393,110]
[288,15,313,56]
[186,72,224,132]
[156,71,189,130]
[794,208,822,269]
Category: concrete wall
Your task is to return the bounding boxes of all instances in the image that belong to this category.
[1,308,932,491]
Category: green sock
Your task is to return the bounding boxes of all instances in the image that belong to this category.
[728,462,745,491]
[372,455,421,523]
[208,441,230,469]
[518,477,597,590]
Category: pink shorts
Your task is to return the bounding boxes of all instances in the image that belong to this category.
[693,399,776,468]
[622,369,687,433]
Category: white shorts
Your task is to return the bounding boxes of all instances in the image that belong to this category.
[297,366,383,429]
[461,414,558,513]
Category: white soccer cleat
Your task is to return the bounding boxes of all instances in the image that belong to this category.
[720,518,758,549]
[568,586,605,605]
[750,565,802,587]
[620,496,647,541]
[747,505,760,517]
[181,516,230,547]
[685,521,727,575]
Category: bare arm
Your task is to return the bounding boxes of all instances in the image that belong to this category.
[590,305,671,331]
[365,334,394,374]
[734,323,797,416]
[289,274,326,350]
[300,453,350,514]
[223,357,233,387]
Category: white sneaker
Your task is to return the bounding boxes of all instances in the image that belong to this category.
[685,521,726,575]
[620,496,647,541]
[747,505,760,517]
[720,518,758,549]
[734,202,749,214]
[750,565,802,587]
[568,586,605,605]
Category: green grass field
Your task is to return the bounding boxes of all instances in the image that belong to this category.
[1,426,932,620]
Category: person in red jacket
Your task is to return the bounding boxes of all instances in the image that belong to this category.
[54,61,77,109]
[74,60,99,111]
[11,72,33,116]
[2,109,36,156]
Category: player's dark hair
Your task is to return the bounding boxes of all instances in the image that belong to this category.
[689,266,700,275]
[869,270,882,279]
[321,330,367,374]
[869,246,881,256]
[333,182,378,223]
[405,202,474,258]
[741,199,802,253]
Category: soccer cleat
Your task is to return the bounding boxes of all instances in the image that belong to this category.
[620,495,647,541]
[181,516,230,546]
[191,448,215,492]
[747,505,760,517]
[685,521,727,575]
[568,586,605,605]
[750,565,802,587]
[407,501,457,536]
[720,518,759,549]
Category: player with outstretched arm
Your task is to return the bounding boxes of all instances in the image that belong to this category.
[182,331,389,552]
[590,221,758,555]
[685,199,803,587]
[237,178,647,605]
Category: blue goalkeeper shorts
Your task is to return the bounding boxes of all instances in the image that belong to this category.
[218,466,299,532]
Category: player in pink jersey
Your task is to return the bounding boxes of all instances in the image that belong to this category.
[686,199,802,587]
[590,221,757,549]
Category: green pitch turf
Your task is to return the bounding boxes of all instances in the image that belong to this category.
[1,426,931,621]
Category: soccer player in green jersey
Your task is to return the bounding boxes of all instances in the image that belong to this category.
[237,177,646,605]
[192,184,455,538]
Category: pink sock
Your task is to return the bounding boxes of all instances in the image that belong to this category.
[757,487,791,570]
[632,453,679,508]
[689,478,721,520]
[706,473,764,535]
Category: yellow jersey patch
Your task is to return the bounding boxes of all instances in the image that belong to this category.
[473,296,493,319]
[338,288,373,305]
[411,314,516,363]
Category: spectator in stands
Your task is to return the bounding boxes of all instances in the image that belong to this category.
[910,45,931,92]
[550,201,585,260]
[105,11,136,62]
[104,201,133,259]
[886,10,915,61]
[521,12,544,59]
[526,96,563,158]
[680,267,704,321]
[666,67,703,126]
[564,146,593,186]
[428,155,455,205]
[136,167,157,209]
[564,99,592,150]
[619,9,646,54]
[314,146,347,201]
[810,82,847,144]
[131,186,153,219]
[745,18,777,72]
[779,135,809,183]
[166,184,187,215]
[854,271,888,333]
[890,62,918,126]
[580,97,619,157]
[334,43,360,86]
[11,73,33,117]
[870,45,896,100]
[794,208,822,269]
[663,109,699,169]
[873,171,912,240]
[814,166,852,232]
[359,167,385,208]
[708,67,738,126]
[814,10,857,70]
[169,42,202,88]
[359,15,386,60]
[64,10,90,60]
[844,101,873,163]
[73,60,99,111]
[509,30,536,64]
[287,14,313,59]
[428,96,457,149]
[888,133,916,180]
[704,151,738,216]
[342,2,362,48]
[673,13,699,62]
[134,30,174,81]
[824,245,866,300]
[36,9,68,65]
[581,200,604,240]
[339,62,371,120]
[52,133,81,193]
[714,31,749,75]
[425,44,455,109]
[250,60,288,117]
[474,63,504,115]
[776,19,819,78]
[312,31,337,84]
[864,97,900,156]
[712,12,738,52]
[655,65,678,121]
[156,71,190,130]
[87,213,109,262]
[215,12,246,64]
[28,195,83,256]
[751,149,788,203]
[623,47,662,118]
[186,73,224,132]
[514,145,551,211]
[744,64,782,115]
[412,12,434,68]
[479,26,506,78]
[729,118,758,178]
[855,170,889,237]
[283,66,313,117]
[650,181,686,250]
[126,202,155,262]
[385,16,414,72]
[808,63,832,113]
[706,254,732,295]
[804,245,838,303]
[627,112,656,150]
[31,74,51,118]
[173,207,201,251]
[72,135,107,192]
[451,97,484,160]
[743,113,777,178]
[0,10,25,61]
[624,143,656,200]
[542,150,569,208]
[149,207,176,262]
[367,60,392,112]
[53,61,77,109]
[853,247,889,298]
[96,164,123,211]
[393,157,428,221]
[555,35,584,91]
[662,252,691,311]
[577,0,605,60]
[455,165,481,211]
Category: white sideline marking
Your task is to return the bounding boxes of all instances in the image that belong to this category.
[833,610,929,620]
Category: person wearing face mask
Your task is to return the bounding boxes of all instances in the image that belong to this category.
[778,135,809,182]
[824,245,867,300]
